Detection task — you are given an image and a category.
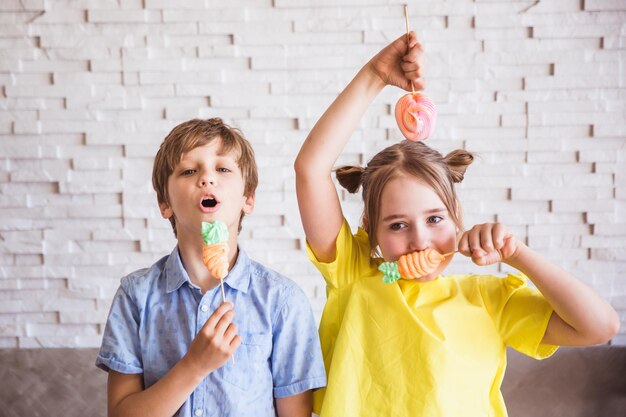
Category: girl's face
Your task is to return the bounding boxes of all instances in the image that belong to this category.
[375,175,457,281]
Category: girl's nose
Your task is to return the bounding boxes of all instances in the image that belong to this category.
[409,227,430,252]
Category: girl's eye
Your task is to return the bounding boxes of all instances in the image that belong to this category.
[217,167,231,173]
[427,215,443,224]
[390,223,406,231]
[181,169,195,176]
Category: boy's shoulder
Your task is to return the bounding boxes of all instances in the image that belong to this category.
[118,252,170,299]
[245,255,310,309]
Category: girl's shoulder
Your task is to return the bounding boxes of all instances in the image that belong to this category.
[444,272,529,294]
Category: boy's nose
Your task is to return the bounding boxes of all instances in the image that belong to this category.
[199,173,215,187]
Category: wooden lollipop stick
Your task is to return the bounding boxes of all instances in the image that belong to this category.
[220,277,235,365]
[404,5,415,94]
[219,279,226,303]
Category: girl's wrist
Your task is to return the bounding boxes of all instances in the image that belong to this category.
[361,61,387,93]
[502,240,528,269]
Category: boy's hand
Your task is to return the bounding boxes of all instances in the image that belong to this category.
[458,223,519,266]
[368,31,424,91]
[184,302,240,378]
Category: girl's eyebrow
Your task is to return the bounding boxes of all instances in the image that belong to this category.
[382,208,447,222]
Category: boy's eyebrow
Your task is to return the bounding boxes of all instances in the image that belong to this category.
[382,208,447,222]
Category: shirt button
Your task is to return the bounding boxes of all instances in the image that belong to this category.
[200,304,209,313]
[194,409,203,416]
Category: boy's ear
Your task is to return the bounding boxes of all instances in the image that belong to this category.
[362,216,369,231]
[159,201,173,219]
[242,194,255,214]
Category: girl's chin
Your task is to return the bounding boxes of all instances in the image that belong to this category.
[416,274,438,282]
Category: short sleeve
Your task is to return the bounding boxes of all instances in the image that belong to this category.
[95,281,144,374]
[481,274,558,359]
[270,285,327,398]
[305,218,373,289]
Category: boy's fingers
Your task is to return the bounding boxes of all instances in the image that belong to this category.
[213,310,235,337]
[229,335,242,351]
[223,322,238,343]
[202,302,233,331]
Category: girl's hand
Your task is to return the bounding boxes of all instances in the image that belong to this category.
[367,31,424,92]
[458,223,520,266]
[183,302,240,379]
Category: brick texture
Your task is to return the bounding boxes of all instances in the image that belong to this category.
[0,1,624,348]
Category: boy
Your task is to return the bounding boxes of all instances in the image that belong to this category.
[96,118,326,417]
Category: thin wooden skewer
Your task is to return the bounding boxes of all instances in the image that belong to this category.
[404,5,415,94]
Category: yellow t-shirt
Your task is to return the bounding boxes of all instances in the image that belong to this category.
[307,219,558,417]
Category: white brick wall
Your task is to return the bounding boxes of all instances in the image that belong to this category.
[0,1,624,348]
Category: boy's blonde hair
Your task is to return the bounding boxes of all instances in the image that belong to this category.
[335,141,474,251]
[152,118,258,236]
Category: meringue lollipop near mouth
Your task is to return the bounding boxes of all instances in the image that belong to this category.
[394,92,437,141]
[379,248,452,284]
[201,221,229,301]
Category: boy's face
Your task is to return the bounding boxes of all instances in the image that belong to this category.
[159,138,254,243]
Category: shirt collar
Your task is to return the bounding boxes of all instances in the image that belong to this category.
[165,245,251,294]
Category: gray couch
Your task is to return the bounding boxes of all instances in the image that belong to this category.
[1,346,624,417]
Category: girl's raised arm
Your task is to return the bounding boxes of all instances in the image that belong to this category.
[294,32,423,263]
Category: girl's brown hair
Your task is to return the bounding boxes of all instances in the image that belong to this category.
[152,118,258,236]
[335,141,474,249]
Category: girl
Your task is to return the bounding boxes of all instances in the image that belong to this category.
[294,32,619,417]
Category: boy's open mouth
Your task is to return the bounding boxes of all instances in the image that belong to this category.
[201,197,217,208]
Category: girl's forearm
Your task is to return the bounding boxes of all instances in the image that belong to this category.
[295,63,385,175]
[505,243,620,345]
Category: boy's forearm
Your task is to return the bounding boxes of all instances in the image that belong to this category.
[505,244,619,345]
[275,390,313,417]
[109,357,205,417]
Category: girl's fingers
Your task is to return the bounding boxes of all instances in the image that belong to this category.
[492,223,508,250]
[400,60,420,73]
[468,227,486,257]
[479,224,495,252]
[457,232,470,256]
[501,235,517,260]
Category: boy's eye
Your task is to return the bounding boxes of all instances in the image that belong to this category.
[427,215,443,224]
[181,169,196,176]
[217,167,231,173]
[390,223,406,231]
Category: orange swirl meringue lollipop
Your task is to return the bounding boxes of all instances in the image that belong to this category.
[379,248,451,283]
[394,93,437,141]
